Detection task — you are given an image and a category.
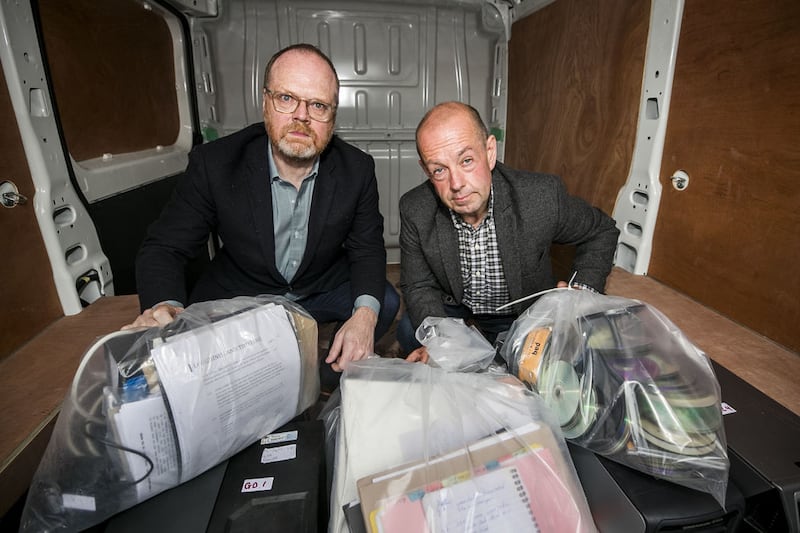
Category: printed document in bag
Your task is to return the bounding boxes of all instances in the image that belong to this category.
[149,303,301,481]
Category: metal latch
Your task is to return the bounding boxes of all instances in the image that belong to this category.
[0,180,28,208]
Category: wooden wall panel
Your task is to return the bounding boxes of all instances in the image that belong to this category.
[37,0,179,162]
[0,68,63,361]
[506,0,649,216]
[653,0,800,352]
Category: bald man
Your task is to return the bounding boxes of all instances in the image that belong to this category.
[398,102,619,361]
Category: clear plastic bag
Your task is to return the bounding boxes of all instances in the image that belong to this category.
[415,316,497,372]
[20,296,319,532]
[329,358,597,533]
[500,289,729,507]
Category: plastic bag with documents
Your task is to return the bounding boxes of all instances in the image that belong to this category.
[328,357,597,533]
[499,288,729,507]
[19,296,319,532]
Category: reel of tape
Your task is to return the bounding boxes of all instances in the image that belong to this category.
[515,326,552,387]
[562,380,598,439]
[587,404,631,456]
[606,352,682,382]
[580,304,653,356]
[539,360,581,427]
[637,418,720,457]
[636,386,722,435]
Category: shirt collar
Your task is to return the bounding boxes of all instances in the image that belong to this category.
[268,145,320,182]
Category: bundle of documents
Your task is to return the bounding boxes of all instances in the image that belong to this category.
[20,296,319,532]
[329,358,597,533]
[358,423,588,533]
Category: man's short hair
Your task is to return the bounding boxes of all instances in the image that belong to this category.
[415,102,489,156]
[263,43,340,104]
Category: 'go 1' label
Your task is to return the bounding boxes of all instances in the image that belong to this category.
[241,476,274,493]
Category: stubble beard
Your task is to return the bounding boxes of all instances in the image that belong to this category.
[272,121,333,163]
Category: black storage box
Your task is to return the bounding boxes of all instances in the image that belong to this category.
[103,418,326,533]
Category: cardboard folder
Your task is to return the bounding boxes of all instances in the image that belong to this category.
[356,422,591,533]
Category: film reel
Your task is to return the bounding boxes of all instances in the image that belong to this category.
[539,360,581,427]
[562,380,598,439]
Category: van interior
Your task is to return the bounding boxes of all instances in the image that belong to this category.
[0,0,798,531]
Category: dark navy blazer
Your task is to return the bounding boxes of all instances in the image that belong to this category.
[136,123,386,311]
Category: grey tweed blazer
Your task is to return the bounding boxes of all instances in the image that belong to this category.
[399,162,620,329]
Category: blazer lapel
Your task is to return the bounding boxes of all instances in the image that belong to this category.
[244,139,284,282]
[295,155,335,281]
[434,206,463,301]
[492,172,523,300]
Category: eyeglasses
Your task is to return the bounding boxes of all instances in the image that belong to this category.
[264,89,336,123]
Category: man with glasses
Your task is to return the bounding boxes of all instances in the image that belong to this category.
[129,44,399,376]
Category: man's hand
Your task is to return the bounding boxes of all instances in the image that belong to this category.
[405,346,429,364]
[325,307,378,372]
[121,303,183,330]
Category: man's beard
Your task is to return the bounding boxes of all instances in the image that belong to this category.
[273,121,332,162]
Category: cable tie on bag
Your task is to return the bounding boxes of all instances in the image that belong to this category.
[495,287,563,311]
[494,271,581,312]
[567,271,578,286]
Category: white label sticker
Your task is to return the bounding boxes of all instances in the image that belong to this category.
[241,477,274,493]
[261,443,297,464]
[62,493,96,511]
[261,430,298,445]
[721,402,737,415]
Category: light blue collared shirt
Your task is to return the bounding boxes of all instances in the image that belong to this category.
[268,149,318,282]
[267,147,380,317]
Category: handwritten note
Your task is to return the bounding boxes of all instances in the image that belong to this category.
[421,466,538,533]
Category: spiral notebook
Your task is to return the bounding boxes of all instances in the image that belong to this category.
[357,423,589,533]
